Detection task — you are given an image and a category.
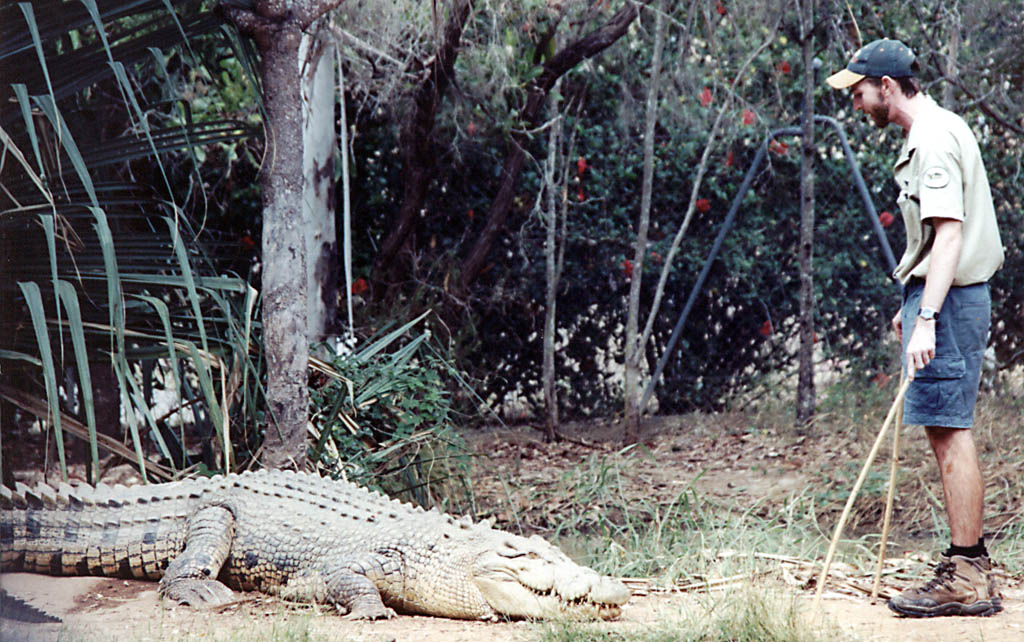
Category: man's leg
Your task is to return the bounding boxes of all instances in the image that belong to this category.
[887,425,1001,617]
[925,426,983,547]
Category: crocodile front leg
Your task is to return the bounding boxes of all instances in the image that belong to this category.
[325,566,396,619]
[158,504,236,606]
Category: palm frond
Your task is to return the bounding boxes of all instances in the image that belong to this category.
[1,0,263,480]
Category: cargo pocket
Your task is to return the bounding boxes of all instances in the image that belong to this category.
[905,355,967,423]
[916,355,966,381]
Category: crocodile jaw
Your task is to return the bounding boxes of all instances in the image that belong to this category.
[472,534,630,620]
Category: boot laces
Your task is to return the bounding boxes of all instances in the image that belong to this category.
[920,560,957,592]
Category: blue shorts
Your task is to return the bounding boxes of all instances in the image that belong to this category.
[901,281,990,428]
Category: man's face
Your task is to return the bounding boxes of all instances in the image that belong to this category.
[851,79,891,128]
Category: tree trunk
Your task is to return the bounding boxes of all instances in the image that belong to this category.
[942,10,960,110]
[624,0,665,445]
[796,0,816,426]
[225,0,345,470]
[542,86,562,442]
[260,26,309,469]
[301,32,338,347]
[459,1,647,291]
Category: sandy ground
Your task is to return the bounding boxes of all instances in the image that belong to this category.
[2,572,1022,642]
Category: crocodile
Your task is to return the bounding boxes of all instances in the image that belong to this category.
[0,469,630,620]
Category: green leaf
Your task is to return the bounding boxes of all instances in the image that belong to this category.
[17,281,67,481]
[34,95,98,207]
[56,280,100,482]
[0,350,43,366]
[165,216,209,354]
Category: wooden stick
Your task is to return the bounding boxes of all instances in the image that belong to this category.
[813,375,912,608]
[871,372,905,602]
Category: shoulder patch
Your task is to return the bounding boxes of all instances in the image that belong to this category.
[922,166,951,189]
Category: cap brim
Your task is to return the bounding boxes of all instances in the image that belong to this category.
[826,68,865,89]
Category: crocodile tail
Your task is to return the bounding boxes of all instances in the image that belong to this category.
[1,481,187,580]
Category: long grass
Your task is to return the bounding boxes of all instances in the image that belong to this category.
[2,0,261,483]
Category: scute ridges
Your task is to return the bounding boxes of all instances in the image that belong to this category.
[1,469,499,539]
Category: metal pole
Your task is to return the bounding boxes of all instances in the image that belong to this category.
[639,116,897,411]
[639,132,776,410]
[816,115,898,274]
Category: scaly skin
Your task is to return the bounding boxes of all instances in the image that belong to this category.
[1,469,630,620]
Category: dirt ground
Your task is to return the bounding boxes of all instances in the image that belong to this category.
[2,413,1022,641]
[2,571,1022,642]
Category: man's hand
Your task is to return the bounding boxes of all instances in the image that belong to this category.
[892,311,903,342]
[905,318,936,380]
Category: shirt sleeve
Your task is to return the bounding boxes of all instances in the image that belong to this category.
[914,135,965,222]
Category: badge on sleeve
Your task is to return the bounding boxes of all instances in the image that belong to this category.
[923,166,951,189]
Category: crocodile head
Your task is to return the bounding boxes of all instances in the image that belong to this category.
[470,532,631,620]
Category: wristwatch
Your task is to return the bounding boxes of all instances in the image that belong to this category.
[918,306,939,321]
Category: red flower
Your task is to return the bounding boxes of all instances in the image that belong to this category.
[700,87,713,107]
[715,0,727,15]
[759,319,774,337]
[776,60,791,74]
[577,156,587,176]
[622,259,633,279]
[577,187,585,202]
[879,210,895,228]
[769,140,789,155]
[696,198,711,213]
[872,372,891,388]
[467,208,475,221]
[742,109,756,126]
[239,234,256,250]
[726,150,735,167]
[351,278,368,295]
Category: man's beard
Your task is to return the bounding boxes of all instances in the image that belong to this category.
[869,99,891,128]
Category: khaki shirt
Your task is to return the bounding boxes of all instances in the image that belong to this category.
[893,96,1003,285]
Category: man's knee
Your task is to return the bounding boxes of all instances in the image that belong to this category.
[925,426,976,462]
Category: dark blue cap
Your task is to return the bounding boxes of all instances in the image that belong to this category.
[826,39,916,89]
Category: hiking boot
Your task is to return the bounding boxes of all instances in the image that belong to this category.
[888,554,1002,617]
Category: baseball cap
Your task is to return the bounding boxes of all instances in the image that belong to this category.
[826,38,916,89]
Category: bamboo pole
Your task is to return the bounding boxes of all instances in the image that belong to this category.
[813,375,912,608]
[871,372,905,602]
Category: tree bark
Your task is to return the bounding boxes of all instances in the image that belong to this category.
[458,0,648,291]
[941,9,960,111]
[796,0,816,426]
[301,31,338,347]
[541,86,562,443]
[624,0,664,445]
[373,0,474,281]
[224,0,344,470]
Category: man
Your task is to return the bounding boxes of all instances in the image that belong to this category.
[826,38,1004,617]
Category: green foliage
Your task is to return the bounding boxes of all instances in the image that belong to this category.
[7,0,1019,482]
[0,0,263,479]
[345,0,1023,423]
[308,316,473,508]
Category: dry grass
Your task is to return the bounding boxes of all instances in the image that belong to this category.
[468,375,1024,583]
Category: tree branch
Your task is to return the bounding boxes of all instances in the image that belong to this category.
[221,0,345,42]
[373,0,475,278]
[459,0,651,290]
